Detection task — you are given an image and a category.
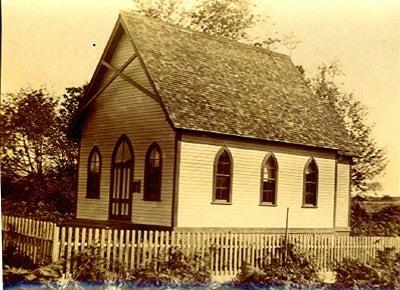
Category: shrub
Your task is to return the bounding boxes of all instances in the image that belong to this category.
[128,246,212,286]
[2,243,36,270]
[71,246,107,283]
[334,247,400,289]
[3,262,63,287]
[71,245,128,284]
[1,199,74,223]
[233,242,322,288]
[350,198,400,236]
[71,246,114,283]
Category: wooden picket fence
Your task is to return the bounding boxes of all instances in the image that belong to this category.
[2,215,400,278]
[2,216,57,264]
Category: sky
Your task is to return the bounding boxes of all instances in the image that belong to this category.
[2,0,399,196]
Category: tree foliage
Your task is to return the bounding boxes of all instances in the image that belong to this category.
[53,86,84,172]
[132,0,296,48]
[1,86,84,218]
[307,64,387,193]
[1,88,58,179]
[133,0,256,40]
[334,248,400,289]
[350,196,400,236]
[133,0,186,24]
[187,0,256,40]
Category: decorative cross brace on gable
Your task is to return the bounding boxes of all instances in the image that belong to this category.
[100,53,137,92]
[101,58,159,103]
[80,53,137,112]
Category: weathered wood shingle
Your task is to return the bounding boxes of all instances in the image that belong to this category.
[77,11,354,154]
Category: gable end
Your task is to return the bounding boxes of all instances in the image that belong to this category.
[71,17,175,138]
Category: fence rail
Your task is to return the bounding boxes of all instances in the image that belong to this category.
[2,216,57,264]
[2,215,400,278]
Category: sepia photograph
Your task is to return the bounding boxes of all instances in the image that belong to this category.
[1,0,399,288]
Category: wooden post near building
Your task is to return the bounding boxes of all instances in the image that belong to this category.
[284,207,289,262]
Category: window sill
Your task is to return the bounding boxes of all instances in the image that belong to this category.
[85,196,100,199]
[259,202,277,207]
[143,198,161,202]
[211,200,232,205]
[302,204,318,208]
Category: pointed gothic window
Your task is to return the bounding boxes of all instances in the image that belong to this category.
[86,146,101,198]
[144,143,162,201]
[213,148,233,203]
[260,154,278,205]
[303,158,319,207]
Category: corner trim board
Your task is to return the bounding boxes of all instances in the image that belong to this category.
[171,131,181,228]
[333,159,338,228]
[74,142,81,218]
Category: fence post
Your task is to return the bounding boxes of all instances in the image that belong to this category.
[284,207,289,262]
[51,226,60,262]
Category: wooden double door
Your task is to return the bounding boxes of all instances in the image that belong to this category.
[109,135,133,221]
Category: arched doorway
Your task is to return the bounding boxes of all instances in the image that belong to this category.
[109,134,134,221]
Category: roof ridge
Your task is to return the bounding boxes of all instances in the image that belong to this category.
[117,10,354,154]
[120,10,289,59]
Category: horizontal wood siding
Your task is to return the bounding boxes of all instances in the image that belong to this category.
[176,135,336,229]
[76,31,175,227]
[335,162,350,228]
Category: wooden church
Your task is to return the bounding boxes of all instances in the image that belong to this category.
[71,11,353,234]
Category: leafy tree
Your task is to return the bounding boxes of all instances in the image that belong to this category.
[133,0,186,24]
[132,0,295,48]
[1,87,58,179]
[1,85,84,217]
[51,86,84,173]
[306,64,387,193]
[187,0,256,40]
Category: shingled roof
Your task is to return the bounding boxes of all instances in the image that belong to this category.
[78,12,354,154]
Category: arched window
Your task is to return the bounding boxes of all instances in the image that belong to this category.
[303,158,318,207]
[213,148,233,203]
[144,142,162,201]
[260,154,278,205]
[109,134,134,221]
[86,146,102,198]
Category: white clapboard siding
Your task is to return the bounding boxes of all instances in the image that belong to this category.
[76,31,175,226]
[335,162,350,228]
[176,134,337,230]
